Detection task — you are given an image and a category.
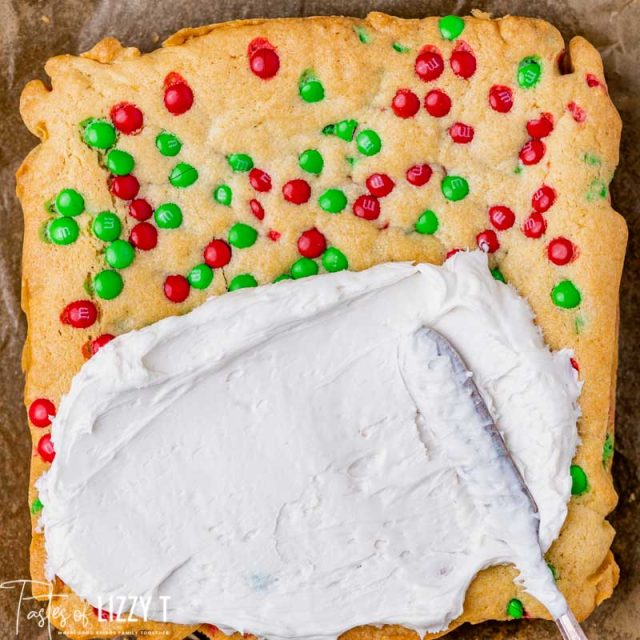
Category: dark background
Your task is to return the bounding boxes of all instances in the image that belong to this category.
[0,1,637,639]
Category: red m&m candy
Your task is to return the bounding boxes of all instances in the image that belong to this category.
[89,333,115,356]
[547,237,576,265]
[567,101,587,123]
[110,102,143,134]
[249,168,272,192]
[250,199,265,221]
[282,179,311,204]
[532,185,556,213]
[129,198,153,221]
[204,239,232,268]
[129,222,158,251]
[297,228,327,258]
[526,113,554,138]
[37,433,55,463]
[28,399,56,428]
[164,73,194,115]
[353,194,381,220]
[450,45,476,79]
[61,300,98,328]
[424,89,452,117]
[248,39,280,79]
[522,212,547,238]
[519,139,546,165]
[164,275,190,303]
[392,89,420,118]
[415,47,444,82]
[586,73,600,88]
[489,205,515,231]
[488,85,513,113]
[366,173,395,197]
[449,122,474,144]
[110,175,140,200]
[406,163,433,186]
[476,229,499,253]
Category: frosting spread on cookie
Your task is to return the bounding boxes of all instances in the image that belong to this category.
[37,252,580,638]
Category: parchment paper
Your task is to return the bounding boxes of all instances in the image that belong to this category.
[0,1,637,639]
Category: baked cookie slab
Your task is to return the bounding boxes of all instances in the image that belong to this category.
[17,10,625,640]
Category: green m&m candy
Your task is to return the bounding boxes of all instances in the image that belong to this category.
[439,15,465,40]
[415,209,439,235]
[299,149,324,175]
[299,71,325,103]
[518,56,542,89]
[491,267,506,283]
[48,217,79,245]
[155,203,183,229]
[335,119,358,141]
[228,223,258,248]
[93,269,123,299]
[322,247,348,272]
[228,273,258,291]
[106,149,135,176]
[547,562,559,581]
[105,239,135,269]
[603,433,614,465]
[92,211,121,241]
[506,598,524,619]
[570,464,588,495]
[31,497,43,515]
[214,184,233,206]
[441,176,469,201]
[551,280,581,309]
[227,153,254,172]
[319,188,347,213]
[169,162,198,188]
[356,129,382,156]
[155,131,182,157]
[291,257,319,279]
[83,119,117,149]
[392,42,411,53]
[188,263,214,289]
[55,188,84,216]
[273,274,293,283]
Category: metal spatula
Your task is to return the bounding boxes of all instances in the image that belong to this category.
[424,328,588,640]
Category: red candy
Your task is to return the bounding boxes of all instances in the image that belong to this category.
[297,228,327,258]
[547,237,576,265]
[450,45,476,79]
[392,89,421,118]
[476,229,499,253]
[249,168,272,192]
[268,230,281,242]
[519,139,546,165]
[570,358,580,372]
[164,275,190,303]
[282,179,311,204]
[489,205,515,231]
[110,102,143,134]
[28,398,56,428]
[449,122,474,144]
[446,248,462,259]
[163,76,194,115]
[586,73,600,88]
[406,163,433,187]
[250,199,265,221]
[129,222,158,251]
[526,113,554,139]
[415,47,445,82]
[522,212,547,238]
[567,101,587,123]
[366,173,395,198]
[90,334,115,356]
[248,39,280,79]
[353,194,381,220]
[488,85,513,113]
[204,239,232,268]
[129,198,153,221]
[110,174,140,200]
[37,433,55,463]
[61,300,97,329]
[424,89,452,117]
[532,185,556,213]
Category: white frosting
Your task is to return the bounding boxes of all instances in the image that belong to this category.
[37,252,580,638]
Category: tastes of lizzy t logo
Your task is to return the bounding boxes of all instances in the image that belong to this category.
[0,579,171,637]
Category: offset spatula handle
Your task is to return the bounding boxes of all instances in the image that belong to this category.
[556,611,589,639]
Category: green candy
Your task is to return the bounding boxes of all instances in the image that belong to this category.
[31,497,43,515]
[322,124,336,136]
[105,239,135,269]
[335,119,358,141]
[291,257,319,279]
[92,211,121,241]
[299,71,325,103]
[156,131,182,157]
[439,15,465,40]
[415,210,439,235]
[354,26,371,43]
[570,464,588,495]
[319,189,347,214]
[228,223,258,249]
[48,217,79,245]
[228,273,258,291]
[55,188,85,217]
[506,598,524,619]
[491,267,506,283]
[273,274,293,283]
[188,264,214,289]
[356,129,382,156]
[392,42,411,53]
[547,562,559,581]
[299,149,324,175]
[551,280,581,309]
[441,176,469,201]
[322,247,348,272]
[105,149,135,176]
[603,433,614,465]
[214,184,233,206]
[227,153,254,172]
[83,119,117,149]
[93,269,123,299]
[169,162,198,188]
[518,56,542,89]
[155,203,183,229]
